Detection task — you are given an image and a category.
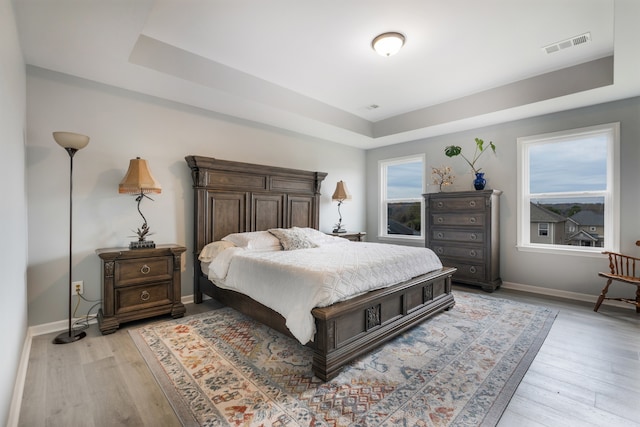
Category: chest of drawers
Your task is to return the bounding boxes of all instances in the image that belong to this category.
[424,190,501,292]
[96,245,186,334]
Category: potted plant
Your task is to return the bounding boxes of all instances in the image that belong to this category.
[444,138,496,190]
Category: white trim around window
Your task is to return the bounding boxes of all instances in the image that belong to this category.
[516,122,620,257]
[378,154,425,241]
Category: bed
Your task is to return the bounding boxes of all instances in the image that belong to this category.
[185,155,456,380]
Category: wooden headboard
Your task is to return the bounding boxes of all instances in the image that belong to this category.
[185,155,327,254]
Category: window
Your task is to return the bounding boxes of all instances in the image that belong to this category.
[517,123,619,255]
[538,223,549,236]
[379,155,424,239]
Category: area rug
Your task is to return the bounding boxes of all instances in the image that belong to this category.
[130,291,556,426]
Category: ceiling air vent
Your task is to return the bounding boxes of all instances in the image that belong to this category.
[543,32,591,54]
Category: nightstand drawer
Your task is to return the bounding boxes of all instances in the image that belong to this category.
[431,212,485,227]
[432,244,484,260]
[430,197,485,211]
[114,257,171,285]
[115,281,171,314]
[431,229,485,243]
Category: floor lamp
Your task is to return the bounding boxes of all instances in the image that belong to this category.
[53,131,90,345]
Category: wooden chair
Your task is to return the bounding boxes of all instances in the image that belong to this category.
[594,251,640,313]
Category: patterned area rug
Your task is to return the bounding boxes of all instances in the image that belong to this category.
[130,291,556,426]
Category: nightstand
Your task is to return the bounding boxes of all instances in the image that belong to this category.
[96,244,186,334]
[328,231,366,242]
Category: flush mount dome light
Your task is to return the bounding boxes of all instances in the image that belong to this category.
[372,32,405,57]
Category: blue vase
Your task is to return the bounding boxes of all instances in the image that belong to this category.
[473,172,486,190]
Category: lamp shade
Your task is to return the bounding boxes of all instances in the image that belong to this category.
[332,180,351,202]
[118,157,162,194]
[53,131,90,150]
[372,32,405,57]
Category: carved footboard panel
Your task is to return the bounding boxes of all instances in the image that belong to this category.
[311,267,456,380]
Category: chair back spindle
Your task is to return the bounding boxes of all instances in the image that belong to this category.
[596,251,640,313]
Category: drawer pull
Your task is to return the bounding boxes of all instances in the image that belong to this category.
[469,250,477,257]
[437,232,444,239]
[140,264,151,275]
[469,266,477,274]
[437,201,444,208]
[469,217,476,224]
[437,247,444,254]
[437,217,444,223]
[469,200,476,208]
[140,290,150,301]
[470,233,477,240]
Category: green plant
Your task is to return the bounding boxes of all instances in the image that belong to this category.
[444,138,496,174]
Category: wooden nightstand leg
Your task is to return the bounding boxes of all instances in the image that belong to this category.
[98,308,120,335]
[171,302,186,318]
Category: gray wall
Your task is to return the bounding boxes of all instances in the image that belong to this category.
[0,0,28,424]
[25,67,366,328]
[366,96,640,301]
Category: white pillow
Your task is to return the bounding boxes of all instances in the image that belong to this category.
[208,247,244,279]
[221,231,282,250]
[268,227,318,250]
[198,240,236,262]
[296,227,349,246]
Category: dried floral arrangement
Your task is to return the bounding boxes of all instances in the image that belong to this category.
[432,166,455,191]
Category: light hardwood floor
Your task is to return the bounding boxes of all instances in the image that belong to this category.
[18,287,640,427]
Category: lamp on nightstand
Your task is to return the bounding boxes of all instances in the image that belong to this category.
[119,157,162,249]
[332,180,351,233]
[53,131,90,345]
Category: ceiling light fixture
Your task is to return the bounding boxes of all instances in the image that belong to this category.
[372,32,405,57]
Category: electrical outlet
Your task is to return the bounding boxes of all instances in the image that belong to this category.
[72,280,83,296]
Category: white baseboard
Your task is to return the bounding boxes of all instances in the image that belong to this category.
[28,316,97,338]
[501,281,633,309]
[29,295,197,338]
[6,328,33,427]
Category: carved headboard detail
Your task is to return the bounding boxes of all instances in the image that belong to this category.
[185,155,327,254]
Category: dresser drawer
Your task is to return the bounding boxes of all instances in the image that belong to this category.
[115,281,172,314]
[431,212,485,227]
[430,197,486,211]
[440,259,486,281]
[432,244,484,261]
[114,257,171,286]
[431,229,485,243]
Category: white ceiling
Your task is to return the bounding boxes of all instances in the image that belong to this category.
[14,0,640,149]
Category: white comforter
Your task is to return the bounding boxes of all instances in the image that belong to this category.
[207,242,443,344]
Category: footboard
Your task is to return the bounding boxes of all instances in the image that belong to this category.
[195,262,456,381]
[311,267,456,381]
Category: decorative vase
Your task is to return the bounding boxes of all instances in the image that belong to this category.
[473,172,486,190]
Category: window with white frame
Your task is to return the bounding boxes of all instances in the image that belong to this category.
[517,123,619,254]
[538,223,549,236]
[379,155,424,239]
